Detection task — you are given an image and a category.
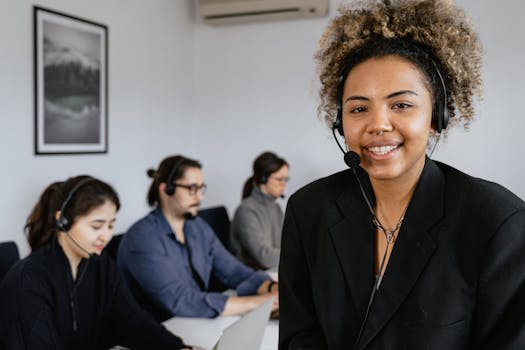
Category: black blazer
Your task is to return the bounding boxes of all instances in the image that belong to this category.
[279,159,525,350]
[0,239,186,350]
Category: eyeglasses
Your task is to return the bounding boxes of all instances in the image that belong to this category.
[269,176,290,183]
[173,183,207,195]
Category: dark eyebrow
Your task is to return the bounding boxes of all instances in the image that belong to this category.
[386,90,418,99]
[90,218,116,224]
[344,90,419,104]
[343,95,369,104]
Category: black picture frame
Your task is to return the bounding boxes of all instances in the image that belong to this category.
[34,6,108,155]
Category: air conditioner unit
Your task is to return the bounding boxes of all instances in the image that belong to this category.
[199,0,329,24]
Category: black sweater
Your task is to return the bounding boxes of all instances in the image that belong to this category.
[0,239,186,350]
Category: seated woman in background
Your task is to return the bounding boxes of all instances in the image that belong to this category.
[0,175,189,350]
[231,151,289,270]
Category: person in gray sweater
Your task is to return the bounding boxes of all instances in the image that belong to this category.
[231,152,289,270]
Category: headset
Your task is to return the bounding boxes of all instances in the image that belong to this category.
[257,174,268,185]
[56,177,98,333]
[333,58,449,136]
[255,153,284,185]
[163,157,198,219]
[164,157,186,196]
[56,177,95,232]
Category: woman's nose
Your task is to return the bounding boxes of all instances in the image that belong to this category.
[99,228,113,242]
[367,106,393,135]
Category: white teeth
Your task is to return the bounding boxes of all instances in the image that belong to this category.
[368,145,397,155]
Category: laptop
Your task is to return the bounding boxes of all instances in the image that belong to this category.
[192,298,273,350]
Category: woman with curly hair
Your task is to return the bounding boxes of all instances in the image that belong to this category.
[279,1,525,349]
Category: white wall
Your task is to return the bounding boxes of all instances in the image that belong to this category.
[192,0,525,217]
[433,0,525,187]
[2,0,524,257]
[192,9,340,215]
[0,0,195,256]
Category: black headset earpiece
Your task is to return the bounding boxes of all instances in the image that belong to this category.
[163,157,198,220]
[164,158,186,196]
[255,152,283,185]
[334,108,344,136]
[431,60,449,133]
[57,177,95,232]
[257,175,268,185]
[333,71,346,136]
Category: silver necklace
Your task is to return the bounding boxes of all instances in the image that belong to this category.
[372,207,407,284]
[373,212,405,244]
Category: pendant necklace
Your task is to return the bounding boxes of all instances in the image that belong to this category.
[373,206,408,287]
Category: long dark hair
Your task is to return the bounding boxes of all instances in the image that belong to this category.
[242,151,288,199]
[25,175,120,251]
[146,155,202,207]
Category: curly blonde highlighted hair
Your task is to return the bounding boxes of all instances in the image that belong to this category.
[316,0,483,130]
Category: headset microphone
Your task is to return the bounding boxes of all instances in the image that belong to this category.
[64,231,96,259]
[332,123,385,350]
[332,125,362,169]
[184,212,197,220]
[344,151,361,169]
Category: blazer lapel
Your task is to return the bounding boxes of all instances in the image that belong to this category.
[358,159,444,350]
[330,169,376,322]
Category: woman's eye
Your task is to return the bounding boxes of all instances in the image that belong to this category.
[393,102,412,109]
[350,106,367,113]
[91,225,103,231]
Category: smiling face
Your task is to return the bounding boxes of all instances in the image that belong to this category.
[341,55,433,185]
[59,200,117,260]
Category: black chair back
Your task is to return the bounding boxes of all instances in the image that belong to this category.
[0,241,20,283]
[105,233,123,261]
[197,206,233,292]
[197,206,231,251]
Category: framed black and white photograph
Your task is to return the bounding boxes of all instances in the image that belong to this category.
[34,6,108,154]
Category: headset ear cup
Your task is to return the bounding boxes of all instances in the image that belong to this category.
[56,177,94,233]
[258,176,268,185]
[164,184,175,196]
[432,108,440,133]
[57,215,70,232]
[164,157,185,197]
[431,59,448,133]
[334,108,344,136]
[442,107,449,130]
[433,101,447,133]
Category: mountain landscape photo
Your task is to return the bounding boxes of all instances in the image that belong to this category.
[42,20,102,144]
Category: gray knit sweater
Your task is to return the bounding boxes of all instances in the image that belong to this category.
[230,187,283,269]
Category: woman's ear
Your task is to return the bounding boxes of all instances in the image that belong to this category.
[429,118,437,134]
[55,211,62,221]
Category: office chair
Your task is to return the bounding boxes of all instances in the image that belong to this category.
[197,206,231,251]
[198,206,232,292]
[0,241,20,283]
[105,233,123,261]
